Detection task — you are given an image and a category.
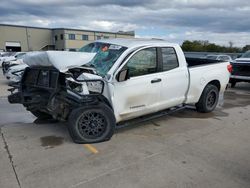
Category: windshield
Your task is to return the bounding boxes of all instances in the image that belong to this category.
[206,55,218,60]
[79,42,127,76]
[241,51,250,58]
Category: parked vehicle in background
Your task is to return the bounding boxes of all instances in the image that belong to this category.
[0,52,8,56]
[5,64,28,82]
[230,50,250,87]
[8,39,231,144]
[206,54,233,62]
[2,52,27,74]
[0,52,16,66]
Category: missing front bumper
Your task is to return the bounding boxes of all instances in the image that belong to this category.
[8,92,22,104]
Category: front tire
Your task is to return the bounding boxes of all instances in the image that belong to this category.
[68,103,116,144]
[195,84,219,113]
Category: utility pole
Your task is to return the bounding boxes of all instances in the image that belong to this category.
[25,27,30,51]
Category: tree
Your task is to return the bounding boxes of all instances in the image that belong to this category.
[242,45,250,52]
[181,40,241,53]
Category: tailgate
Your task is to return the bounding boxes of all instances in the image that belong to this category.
[231,63,250,77]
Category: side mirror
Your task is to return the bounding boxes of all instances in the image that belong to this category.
[116,68,129,82]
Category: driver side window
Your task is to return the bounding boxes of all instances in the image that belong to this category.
[126,48,157,77]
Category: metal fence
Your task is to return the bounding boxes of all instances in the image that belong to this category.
[184,52,242,60]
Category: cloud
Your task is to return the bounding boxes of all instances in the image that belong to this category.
[0,0,250,47]
[79,21,139,32]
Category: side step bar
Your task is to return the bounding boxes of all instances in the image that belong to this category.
[116,105,186,130]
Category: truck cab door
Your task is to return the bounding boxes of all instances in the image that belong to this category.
[157,47,189,110]
[112,47,161,122]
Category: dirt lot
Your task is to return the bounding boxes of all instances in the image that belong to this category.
[0,71,250,188]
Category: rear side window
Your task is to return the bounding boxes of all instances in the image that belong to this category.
[126,48,157,77]
[162,48,179,71]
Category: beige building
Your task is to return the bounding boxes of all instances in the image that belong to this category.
[0,24,135,52]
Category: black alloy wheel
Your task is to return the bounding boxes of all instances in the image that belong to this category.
[206,90,217,108]
[78,111,107,139]
[68,103,116,144]
[196,84,219,113]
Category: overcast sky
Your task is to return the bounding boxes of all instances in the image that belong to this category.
[1,0,250,47]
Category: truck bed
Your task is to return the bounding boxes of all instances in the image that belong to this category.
[185,60,230,105]
[186,57,223,67]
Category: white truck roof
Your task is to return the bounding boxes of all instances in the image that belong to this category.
[97,38,178,48]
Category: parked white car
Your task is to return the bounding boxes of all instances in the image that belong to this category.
[5,63,28,82]
[206,54,233,62]
[0,52,15,66]
[0,52,9,56]
[2,52,27,74]
[8,39,231,143]
[0,52,26,66]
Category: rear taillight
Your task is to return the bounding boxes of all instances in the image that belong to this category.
[227,64,233,73]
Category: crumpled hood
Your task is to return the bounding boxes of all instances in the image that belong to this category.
[23,51,96,72]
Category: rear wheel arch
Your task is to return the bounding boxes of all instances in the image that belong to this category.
[207,80,221,92]
[196,83,219,113]
[196,80,221,103]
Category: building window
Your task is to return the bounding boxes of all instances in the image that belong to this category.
[68,34,75,40]
[96,36,101,40]
[104,36,109,39]
[82,35,88,40]
[60,34,64,40]
[55,35,58,41]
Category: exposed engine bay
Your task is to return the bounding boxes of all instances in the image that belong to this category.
[8,51,109,121]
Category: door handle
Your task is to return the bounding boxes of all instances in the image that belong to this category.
[151,78,162,83]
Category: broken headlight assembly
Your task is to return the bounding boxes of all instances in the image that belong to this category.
[66,77,104,95]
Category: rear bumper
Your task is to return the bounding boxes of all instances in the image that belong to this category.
[230,75,250,81]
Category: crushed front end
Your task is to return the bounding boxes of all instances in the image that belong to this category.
[8,67,105,121]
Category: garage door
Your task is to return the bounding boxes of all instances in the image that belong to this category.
[5,42,21,52]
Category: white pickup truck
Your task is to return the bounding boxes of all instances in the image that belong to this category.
[8,39,231,143]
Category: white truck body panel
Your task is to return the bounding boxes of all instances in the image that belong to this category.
[186,63,230,104]
[99,40,230,122]
[111,71,162,121]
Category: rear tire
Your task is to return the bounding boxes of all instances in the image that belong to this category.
[196,84,219,113]
[30,110,53,119]
[68,103,116,144]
